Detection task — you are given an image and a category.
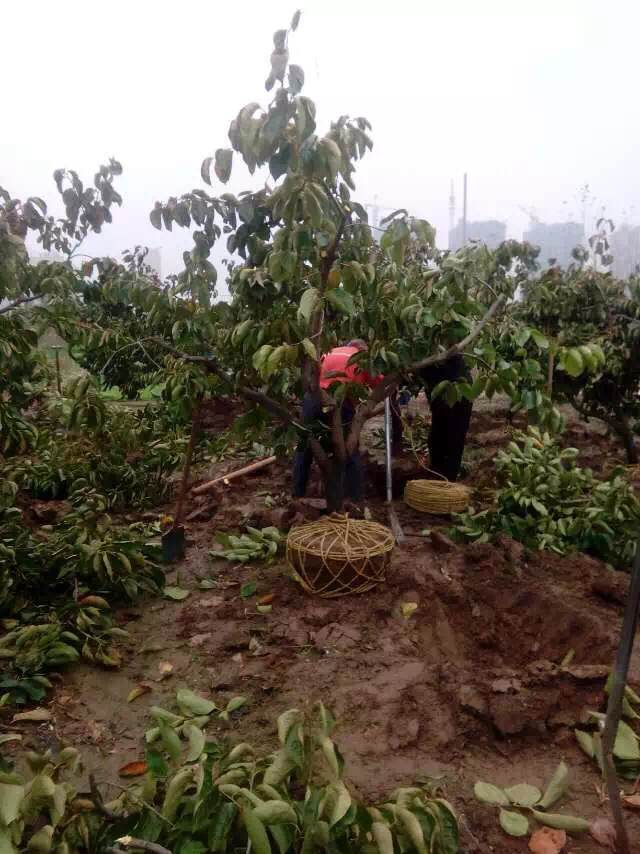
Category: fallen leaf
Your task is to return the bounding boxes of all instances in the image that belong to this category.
[199,579,216,589]
[589,817,616,848]
[118,760,148,778]
[127,684,152,703]
[158,661,174,680]
[623,794,640,809]
[257,604,272,614]
[12,707,52,723]
[400,602,418,618]
[241,581,257,599]
[529,826,566,853]
[0,734,21,746]
[164,586,190,601]
[258,593,274,606]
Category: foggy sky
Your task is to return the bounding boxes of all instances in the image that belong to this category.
[3,0,639,294]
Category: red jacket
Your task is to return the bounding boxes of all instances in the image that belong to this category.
[319,346,381,390]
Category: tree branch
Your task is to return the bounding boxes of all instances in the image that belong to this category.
[89,773,117,821]
[149,337,302,429]
[345,295,505,455]
[304,213,348,395]
[0,294,40,316]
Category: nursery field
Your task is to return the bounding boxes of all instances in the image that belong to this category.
[3,9,640,853]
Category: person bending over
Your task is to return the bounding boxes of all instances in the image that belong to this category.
[292,339,379,502]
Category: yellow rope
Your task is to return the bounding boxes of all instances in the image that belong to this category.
[286,514,395,598]
[404,479,471,514]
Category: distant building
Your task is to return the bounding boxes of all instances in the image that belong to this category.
[609,225,640,278]
[523,221,584,269]
[448,219,506,251]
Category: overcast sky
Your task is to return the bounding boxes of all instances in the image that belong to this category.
[3,0,639,292]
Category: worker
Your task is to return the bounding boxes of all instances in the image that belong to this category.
[292,339,380,502]
[418,354,472,481]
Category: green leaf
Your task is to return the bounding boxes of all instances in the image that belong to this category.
[176,688,217,717]
[372,822,394,854]
[242,806,272,854]
[159,721,182,763]
[200,157,213,186]
[326,288,355,316]
[214,149,233,183]
[538,761,569,810]
[301,338,317,361]
[184,724,206,762]
[164,586,190,601]
[253,345,274,374]
[0,828,17,854]
[499,808,528,837]
[241,581,257,599]
[0,783,24,825]
[531,329,549,349]
[227,696,247,713]
[530,809,589,833]
[253,800,298,826]
[288,65,305,95]
[290,9,301,30]
[298,288,320,323]
[473,781,509,806]
[162,768,194,821]
[564,348,585,377]
[614,719,640,760]
[208,802,237,852]
[145,747,169,779]
[505,783,541,808]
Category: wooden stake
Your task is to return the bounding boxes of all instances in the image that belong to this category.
[601,541,640,854]
[192,455,277,495]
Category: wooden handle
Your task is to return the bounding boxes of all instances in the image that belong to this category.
[192,455,277,495]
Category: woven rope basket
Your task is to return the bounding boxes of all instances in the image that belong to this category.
[404,479,471,514]
[286,514,395,598]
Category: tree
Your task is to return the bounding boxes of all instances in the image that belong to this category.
[518,250,640,463]
[0,161,123,452]
[75,13,582,511]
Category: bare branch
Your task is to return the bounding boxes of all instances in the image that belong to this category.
[89,773,118,821]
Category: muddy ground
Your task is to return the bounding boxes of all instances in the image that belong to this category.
[4,398,640,852]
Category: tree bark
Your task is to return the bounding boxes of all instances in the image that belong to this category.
[324,457,346,513]
[619,416,638,464]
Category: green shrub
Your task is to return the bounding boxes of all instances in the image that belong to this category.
[454,427,640,567]
[0,699,459,854]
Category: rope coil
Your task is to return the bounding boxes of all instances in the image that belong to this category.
[286,514,395,598]
[404,479,471,514]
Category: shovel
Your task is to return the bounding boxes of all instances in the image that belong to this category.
[384,396,405,543]
[162,404,201,562]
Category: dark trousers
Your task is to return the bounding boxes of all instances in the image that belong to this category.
[292,394,364,501]
[420,355,472,482]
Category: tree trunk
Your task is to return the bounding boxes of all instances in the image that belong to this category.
[618,417,639,464]
[324,457,346,514]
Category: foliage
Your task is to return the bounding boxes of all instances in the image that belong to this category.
[59,11,592,513]
[575,678,640,780]
[213,526,282,563]
[474,762,588,837]
[454,428,640,567]
[0,161,123,455]
[517,252,640,462]
[0,470,162,697]
[0,695,459,854]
